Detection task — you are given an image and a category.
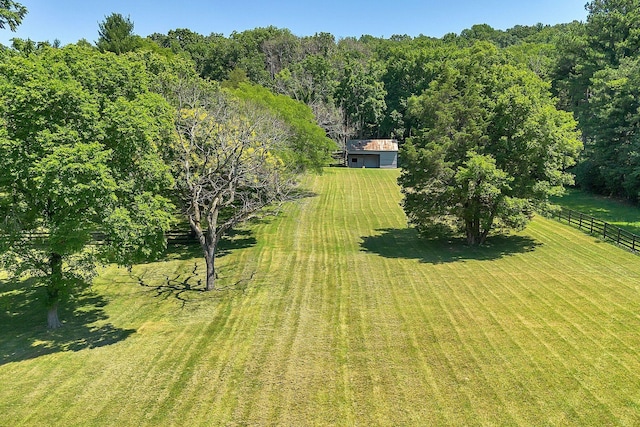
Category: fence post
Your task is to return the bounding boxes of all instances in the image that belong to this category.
[552,207,639,255]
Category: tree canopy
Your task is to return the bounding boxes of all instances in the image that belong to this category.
[0,45,175,327]
[231,82,336,172]
[96,13,141,54]
[398,44,582,245]
[163,75,298,291]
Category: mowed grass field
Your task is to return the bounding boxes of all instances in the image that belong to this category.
[2,168,640,426]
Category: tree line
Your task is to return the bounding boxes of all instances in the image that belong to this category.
[145,2,639,204]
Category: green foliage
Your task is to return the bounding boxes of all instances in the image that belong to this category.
[0,0,26,32]
[453,152,514,244]
[96,13,142,54]
[232,83,336,172]
[274,54,337,105]
[378,41,451,139]
[221,67,249,89]
[585,0,640,67]
[399,43,582,245]
[576,57,640,200]
[335,58,387,139]
[0,46,175,327]
[552,2,640,201]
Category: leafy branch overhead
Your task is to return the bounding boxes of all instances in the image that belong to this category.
[0,0,26,31]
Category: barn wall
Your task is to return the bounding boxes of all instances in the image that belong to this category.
[379,151,398,169]
[347,152,397,168]
[348,154,381,168]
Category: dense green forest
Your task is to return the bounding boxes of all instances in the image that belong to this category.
[4,3,640,203]
[138,3,637,204]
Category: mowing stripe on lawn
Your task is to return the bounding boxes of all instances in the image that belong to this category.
[2,168,640,426]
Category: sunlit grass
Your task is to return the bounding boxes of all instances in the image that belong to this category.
[1,169,640,426]
[553,188,640,235]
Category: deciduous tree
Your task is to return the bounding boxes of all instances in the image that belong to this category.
[399,44,582,245]
[0,46,175,328]
[232,82,335,172]
[166,77,296,291]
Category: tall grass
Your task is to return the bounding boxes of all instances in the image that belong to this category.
[1,169,639,426]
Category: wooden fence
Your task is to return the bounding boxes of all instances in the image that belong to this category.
[165,230,197,245]
[553,208,639,253]
[0,230,198,246]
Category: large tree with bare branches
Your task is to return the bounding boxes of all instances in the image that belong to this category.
[167,78,296,291]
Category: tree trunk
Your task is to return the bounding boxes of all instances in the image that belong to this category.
[465,218,480,246]
[205,246,216,291]
[47,302,63,329]
[47,252,64,329]
[466,223,490,246]
[188,216,219,291]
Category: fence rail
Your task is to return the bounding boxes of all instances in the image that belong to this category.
[554,208,639,253]
[165,230,198,245]
[0,230,198,246]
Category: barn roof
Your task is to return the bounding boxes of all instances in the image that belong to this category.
[347,139,398,152]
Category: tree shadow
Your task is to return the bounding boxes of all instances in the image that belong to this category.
[0,278,135,365]
[162,228,258,261]
[131,266,255,307]
[131,228,260,305]
[217,228,258,257]
[360,228,541,264]
[289,188,319,200]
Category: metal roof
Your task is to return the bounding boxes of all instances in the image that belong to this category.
[346,139,398,152]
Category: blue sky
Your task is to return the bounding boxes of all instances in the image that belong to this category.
[1,0,588,46]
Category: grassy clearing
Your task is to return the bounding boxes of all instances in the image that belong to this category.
[553,188,640,235]
[2,168,640,426]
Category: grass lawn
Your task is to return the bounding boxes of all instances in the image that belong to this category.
[552,188,640,235]
[2,168,640,426]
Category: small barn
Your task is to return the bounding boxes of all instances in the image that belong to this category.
[346,139,398,169]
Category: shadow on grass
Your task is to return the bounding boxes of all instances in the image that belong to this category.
[163,228,258,261]
[0,279,135,366]
[361,228,541,264]
[132,267,255,308]
[289,188,319,200]
[133,228,260,304]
